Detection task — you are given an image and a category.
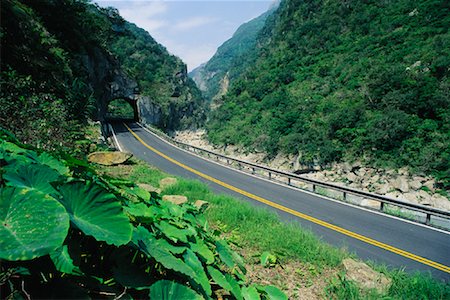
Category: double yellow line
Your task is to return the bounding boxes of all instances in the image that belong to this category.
[123,123,450,274]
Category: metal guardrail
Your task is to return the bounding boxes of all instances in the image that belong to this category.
[139,123,450,229]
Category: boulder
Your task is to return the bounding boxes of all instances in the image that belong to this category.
[431,194,450,211]
[402,193,419,204]
[194,200,209,209]
[159,177,178,190]
[371,174,380,184]
[422,180,435,192]
[346,172,358,183]
[409,180,422,191]
[162,195,188,205]
[378,183,391,194]
[392,177,410,193]
[343,258,391,294]
[88,151,132,166]
[137,183,161,194]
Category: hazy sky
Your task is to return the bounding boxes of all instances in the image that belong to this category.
[96,1,273,71]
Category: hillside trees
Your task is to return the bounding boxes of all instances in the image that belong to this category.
[206,0,450,182]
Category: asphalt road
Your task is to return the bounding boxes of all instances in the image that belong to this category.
[111,122,450,281]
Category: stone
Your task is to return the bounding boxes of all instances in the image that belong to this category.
[392,177,410,193]
[162,195,188,205]
[361,199,380,210]
[417,190,430,199]
[137,183,161,194]
[409,180,422,191]
[343,258,392,294]
[402,193,419,204]
[194,200,209,209]
[431,194,450,211]
[385,191,401,199]
[378,184,391,195]
[413,176,427,183]
[346,172,358,183]
[422,180,435,192]
[371,174,380,183]
[88,151,132,166]
[159,177,178,190]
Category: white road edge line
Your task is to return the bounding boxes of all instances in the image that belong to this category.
[109,123,123,152]
[134,122,450,235]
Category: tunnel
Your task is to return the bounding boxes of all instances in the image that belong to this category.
[105,98,139,122]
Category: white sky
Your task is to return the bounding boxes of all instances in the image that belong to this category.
[96,1,273,71]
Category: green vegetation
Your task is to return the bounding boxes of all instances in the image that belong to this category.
[190,7,275,102]
[107,99,135,120]
[106,11,206,129]
[102,158,450,299]
[0,133,286,299]
[0,0,205,153]
[206,0,450,185]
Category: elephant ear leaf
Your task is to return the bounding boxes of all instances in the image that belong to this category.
[3,164,60,195]
[58,181,133,246]
[0,187,69,261]
[149,280,203,300]
[50,245,82,275]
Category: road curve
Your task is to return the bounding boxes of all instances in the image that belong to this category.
[111,122,450,280]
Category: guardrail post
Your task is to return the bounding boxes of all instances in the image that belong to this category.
[269,172,272,180]
[426,214,431,225]
[227,159,230,165]
[252,167,255,174]
[380,202,385,212]
[343,191,347,201]
[288,178,291,186]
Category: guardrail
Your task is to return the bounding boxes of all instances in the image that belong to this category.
[139,123,450,230]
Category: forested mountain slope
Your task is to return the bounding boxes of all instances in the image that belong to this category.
[0,0,205,152]
[206,0,450,183]
[189,8,275,102]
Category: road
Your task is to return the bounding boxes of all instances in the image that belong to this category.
[111,122,450,280]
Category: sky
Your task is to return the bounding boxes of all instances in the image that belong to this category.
[96,1,273,71]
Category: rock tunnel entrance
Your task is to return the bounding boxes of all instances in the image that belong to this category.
[105,98,139,121]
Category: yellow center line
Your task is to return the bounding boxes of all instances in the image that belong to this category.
[123,123,450,274]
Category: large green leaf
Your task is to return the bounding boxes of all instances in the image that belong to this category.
[190,240,215,265]
[50,245,82,275]
[33,152,70,176]
[242,286,261,300]
[156,220,190,243]
[0,187,69,261]
[149,280,203,300]
[132,226,196,278]
[207,266,233,291]
[215,240,234,269]
[260,285,287,300]
[3,164,60,195]
[58,181,132,246]
[183,249,212,296]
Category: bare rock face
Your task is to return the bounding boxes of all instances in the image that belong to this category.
[162,195,188,205]
[88,151,132,166]
[343,258,391,294]
[159,177,178,190]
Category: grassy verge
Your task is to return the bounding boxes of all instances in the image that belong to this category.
[100,158,450,299]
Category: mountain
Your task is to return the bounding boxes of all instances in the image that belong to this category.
[206,0,450,183]
[0,0,205,151]
[189,7,275,102]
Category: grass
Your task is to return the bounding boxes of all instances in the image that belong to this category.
[99,158,450,299]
